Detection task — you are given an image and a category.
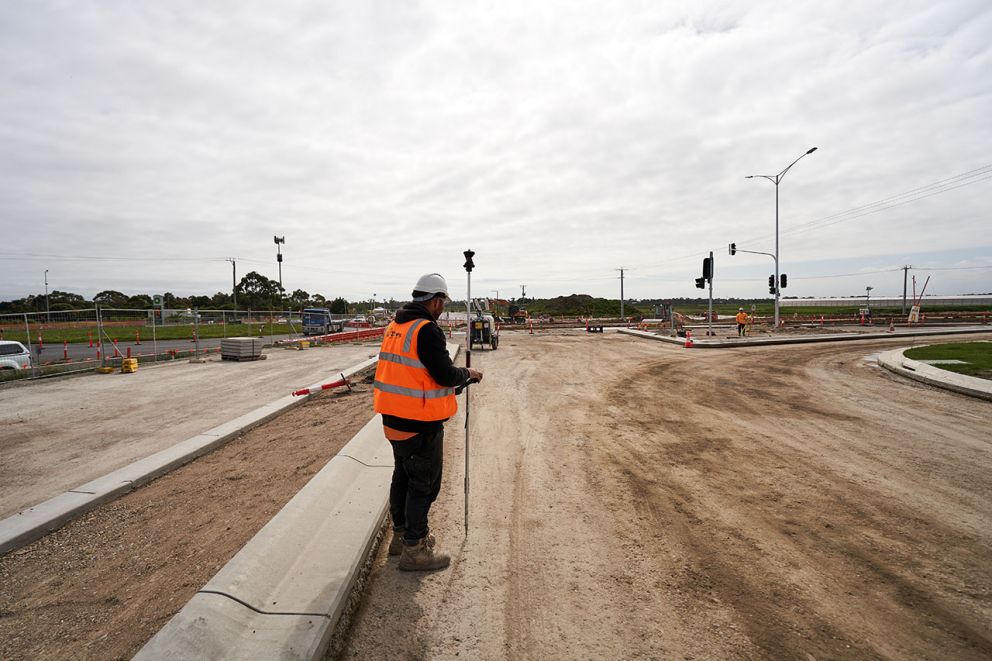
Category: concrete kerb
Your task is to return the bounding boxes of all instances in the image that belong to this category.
[0,355,380,556]
[877,347,992,402]
[136,342,461,660]
[618,325,992,348]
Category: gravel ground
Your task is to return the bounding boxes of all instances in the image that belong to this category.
[0,343,379,518]
[0,380,375,661]
[339,330,992,660]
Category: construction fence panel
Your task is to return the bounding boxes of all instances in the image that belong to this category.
[0,308,309,382]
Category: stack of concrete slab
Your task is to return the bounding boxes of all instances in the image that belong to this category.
[221,337,265,361]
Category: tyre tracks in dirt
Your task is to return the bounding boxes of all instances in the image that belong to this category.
[338,331,991,660]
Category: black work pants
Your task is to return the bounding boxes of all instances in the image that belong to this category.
[389,427,443,544]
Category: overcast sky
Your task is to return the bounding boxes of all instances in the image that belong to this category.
[1,0,990,304]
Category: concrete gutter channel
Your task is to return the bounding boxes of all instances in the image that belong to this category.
[135,343,460,659]
[618,325,992,347]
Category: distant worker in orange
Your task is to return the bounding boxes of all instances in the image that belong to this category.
[373,273,483,572]
[736,307,749,336]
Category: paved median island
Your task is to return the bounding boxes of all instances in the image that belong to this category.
[135,343,461,660]
[878,347,992,401]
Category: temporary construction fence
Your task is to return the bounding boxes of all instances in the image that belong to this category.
[0,307,338,380]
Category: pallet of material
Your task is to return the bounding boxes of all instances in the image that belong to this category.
[221,337,265,360]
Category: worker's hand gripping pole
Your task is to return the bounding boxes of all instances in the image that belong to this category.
[462,249,475,534]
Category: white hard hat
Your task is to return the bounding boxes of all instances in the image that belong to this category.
[739,307,744,311]
[412,273,450,301]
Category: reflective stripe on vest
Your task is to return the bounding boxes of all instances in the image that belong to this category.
[373,380,455,399]
[373,318,458,421]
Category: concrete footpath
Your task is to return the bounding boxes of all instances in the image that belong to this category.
[618,325,992,347]
[135,342,461,660]
[877,347,992,401]
[0,355,377,555]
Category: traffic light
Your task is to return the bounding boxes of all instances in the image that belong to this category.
[702,257,713,280]
[768,274,775,295]
[695,277,706,289]
[729,242,736,256]
[780,273,787,289]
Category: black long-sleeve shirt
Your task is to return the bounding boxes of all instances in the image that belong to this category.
[381,302,469,433]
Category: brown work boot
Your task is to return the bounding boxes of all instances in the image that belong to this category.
[389,528,435,556]
[388,528,405,556]
[398,536,450,571]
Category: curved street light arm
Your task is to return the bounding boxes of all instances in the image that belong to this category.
[777,146,818,182]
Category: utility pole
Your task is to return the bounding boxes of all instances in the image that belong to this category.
[228,258,237,311]
[520,284,526,301]
[617,268,626,319]
[902,265,911,314]
[44,269,50,321]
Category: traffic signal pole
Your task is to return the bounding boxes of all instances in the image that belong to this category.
[729,243,780,322]
[707,251,714,337]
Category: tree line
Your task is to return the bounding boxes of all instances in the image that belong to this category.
[0,271,370,314]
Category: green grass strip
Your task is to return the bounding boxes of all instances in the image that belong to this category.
[904,342,992,380]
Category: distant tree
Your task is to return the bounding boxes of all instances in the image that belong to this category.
[210,291,232,308]
[311,293,327,306]
[329,297,349,314]
[289,289,310,309]
[93,290,129,308]
[163,292,179,308]
[127,294,154,309]
[236,271,281,310]
[50,290,88,308]
[188,295,211,308]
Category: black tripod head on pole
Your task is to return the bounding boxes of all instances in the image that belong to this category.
[463,249,475,272]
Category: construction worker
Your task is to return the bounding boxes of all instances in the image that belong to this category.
[373,273,483,571]
[736,307,749,336]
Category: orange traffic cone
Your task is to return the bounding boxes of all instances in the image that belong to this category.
[529,319,534,334]
[888,319,895,332]
[684,329,693,348]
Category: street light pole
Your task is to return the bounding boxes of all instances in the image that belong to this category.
[44,269,50,321]
[746,147,818,329]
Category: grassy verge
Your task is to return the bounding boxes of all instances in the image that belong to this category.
[904,342,992,380]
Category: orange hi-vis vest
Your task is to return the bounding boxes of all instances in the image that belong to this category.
[373,319,457,422]
[736,311,748,324]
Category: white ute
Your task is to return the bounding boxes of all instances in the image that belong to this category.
[0,340,32,370]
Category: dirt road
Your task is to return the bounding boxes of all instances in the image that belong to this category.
[341,330,992,659]
[0,343,378,517]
